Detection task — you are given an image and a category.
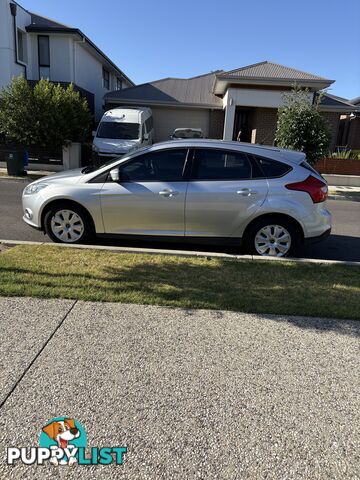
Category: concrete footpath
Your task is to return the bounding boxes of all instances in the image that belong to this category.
[0,297,359,479]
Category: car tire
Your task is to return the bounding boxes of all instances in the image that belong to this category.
[44,203,94,244]
[245,216,301,257]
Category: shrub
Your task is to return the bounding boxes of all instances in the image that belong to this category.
[275,86,331,165]
[330,149,360,159]
[0,76,91,149]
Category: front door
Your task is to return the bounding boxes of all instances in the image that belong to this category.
[185,148,269,237]
[233,108,251,142]
[100,148,189,235]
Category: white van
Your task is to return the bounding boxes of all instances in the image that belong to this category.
[93,107,153,162]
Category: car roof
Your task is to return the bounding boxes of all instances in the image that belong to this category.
[87,140,306,180]
[151,139,306,164]
[156,139,278,150]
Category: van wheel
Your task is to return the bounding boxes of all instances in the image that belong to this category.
[245,217,300,257]
[44,203,93,244]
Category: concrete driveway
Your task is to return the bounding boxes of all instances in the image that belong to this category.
[0,297,358,479]
[0,177,359,261]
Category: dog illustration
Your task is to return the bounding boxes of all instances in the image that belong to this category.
[42,418,80,465]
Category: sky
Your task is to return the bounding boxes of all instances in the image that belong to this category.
[19,0,360,100]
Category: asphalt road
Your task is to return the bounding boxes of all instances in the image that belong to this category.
[0,297,359,479]
[0,177,359,261]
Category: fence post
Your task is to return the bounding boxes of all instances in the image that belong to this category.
[62,142,81,170]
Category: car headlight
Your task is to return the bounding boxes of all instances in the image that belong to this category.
[23,183,49,196]
[92,144,99,152]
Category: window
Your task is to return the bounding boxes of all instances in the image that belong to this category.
[17,29,27,63]
[191,149,252,180]
[116,77,122,90]
[38,36,50,66]
[120,149,188,182]
[38,35,50,78]
[103,68,110,89]
[97,122,140,140]
[253,156,292,178]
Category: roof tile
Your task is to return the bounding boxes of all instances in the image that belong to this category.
[218,61,329,81]
[105,72,223,108]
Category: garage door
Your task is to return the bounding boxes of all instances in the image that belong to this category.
[151,107,210,142]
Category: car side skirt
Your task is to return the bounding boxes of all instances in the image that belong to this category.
[96,233,243,247]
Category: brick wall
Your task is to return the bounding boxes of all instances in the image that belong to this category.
[249,109,340,150]
[252,108,278,145]
[320,111,340,150]
[315,157,360,176]
[208,110,225,139]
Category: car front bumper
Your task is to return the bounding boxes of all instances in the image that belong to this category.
[22,193,44,230]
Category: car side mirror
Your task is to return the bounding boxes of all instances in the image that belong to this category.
[92,130,96,137]
[143,133,149,141]
[110,167,120,182]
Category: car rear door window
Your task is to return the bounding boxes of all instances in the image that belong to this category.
[191,149,252,180]
[120,149,188,182]
[253,155,292,178]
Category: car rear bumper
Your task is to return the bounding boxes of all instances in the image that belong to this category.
[302,204,332,239]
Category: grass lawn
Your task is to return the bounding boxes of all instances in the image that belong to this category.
[0,245,359,320]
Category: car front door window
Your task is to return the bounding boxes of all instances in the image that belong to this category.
[120,149,187,182]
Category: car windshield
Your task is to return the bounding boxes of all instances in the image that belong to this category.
[96,122,140,140]
[173,129,203,139]
[81,154,126,174]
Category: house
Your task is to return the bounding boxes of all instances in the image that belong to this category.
[104,61,356,150]
[337,97,360,149]
[0,0,134,120]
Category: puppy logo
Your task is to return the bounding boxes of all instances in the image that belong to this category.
[40,417,86,466]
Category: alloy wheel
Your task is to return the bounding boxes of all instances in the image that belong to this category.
[254,224,292,257]
[50,209,85,243]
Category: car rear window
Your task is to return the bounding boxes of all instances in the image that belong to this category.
[253,155,292,178]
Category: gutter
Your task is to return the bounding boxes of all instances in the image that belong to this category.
[317,106,356,114]
[10,3,27,78]
[103,98,223,110]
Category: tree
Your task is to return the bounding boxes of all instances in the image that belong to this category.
[0,76,91,149]
[275,86,331,165]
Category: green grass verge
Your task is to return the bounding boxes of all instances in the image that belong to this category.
[0,245,359,319]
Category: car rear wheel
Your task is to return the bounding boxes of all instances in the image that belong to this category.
[44,203,93,244]
[245,217,300,257]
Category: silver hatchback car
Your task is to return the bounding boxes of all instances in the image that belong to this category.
[22,140,331,257]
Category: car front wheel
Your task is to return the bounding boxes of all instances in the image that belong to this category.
[246,217,300,257]
[44,203,93,244]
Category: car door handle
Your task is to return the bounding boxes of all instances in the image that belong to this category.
[159,189,179,197]
[237,188,257,196]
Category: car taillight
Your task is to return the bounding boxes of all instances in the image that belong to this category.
[285,175,328,203]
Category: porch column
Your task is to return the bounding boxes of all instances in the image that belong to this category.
[223,103,236,140]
